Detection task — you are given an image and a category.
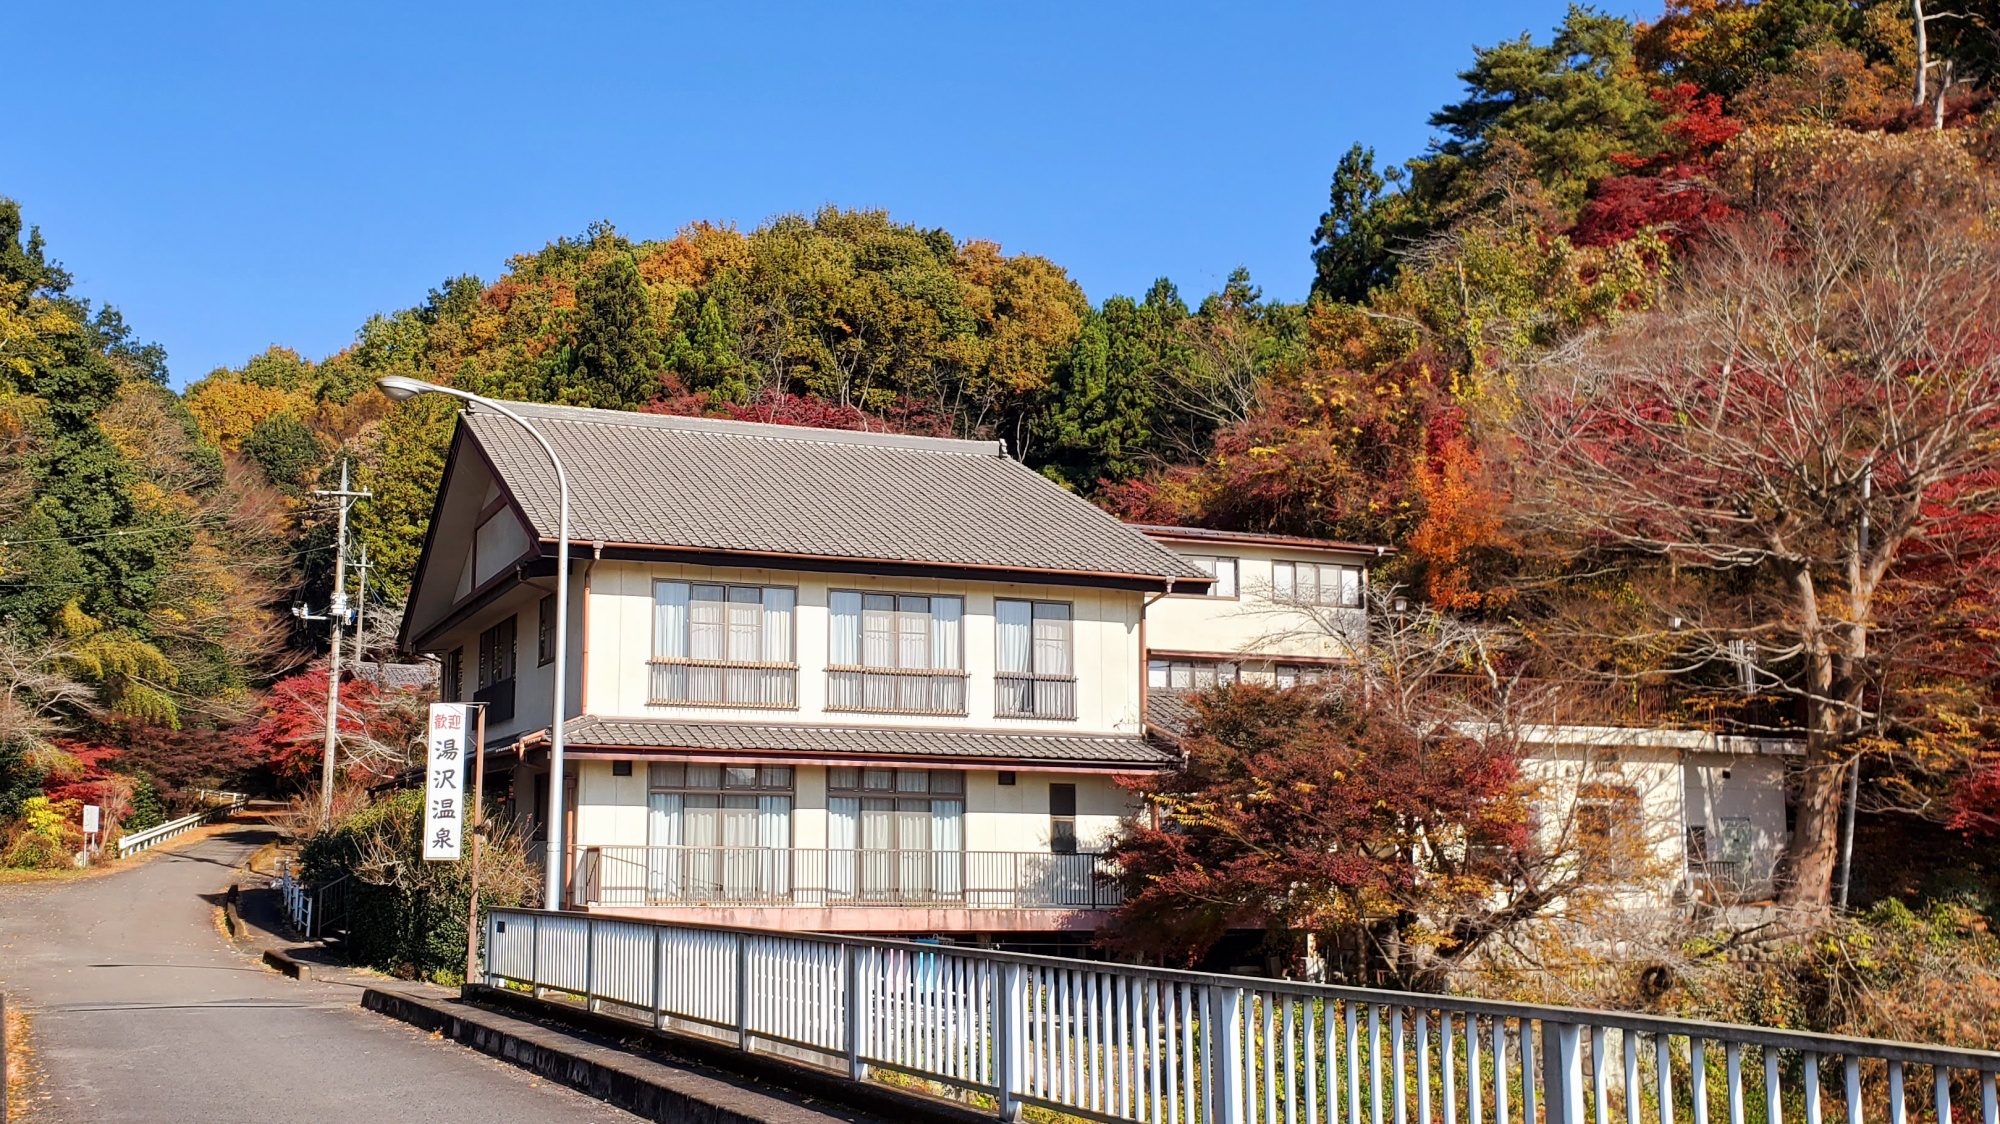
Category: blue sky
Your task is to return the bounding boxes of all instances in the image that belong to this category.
[1,2,1648,386]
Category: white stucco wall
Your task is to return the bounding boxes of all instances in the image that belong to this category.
[1144,544,1371,665]
[577,560,1144,735]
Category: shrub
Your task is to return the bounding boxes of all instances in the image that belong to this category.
[299,789,540,983]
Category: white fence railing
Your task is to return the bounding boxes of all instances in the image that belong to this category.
[484,907,2000,1124]
[275,862,353,940]
[115,790,247,858]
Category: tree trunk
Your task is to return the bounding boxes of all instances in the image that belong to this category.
[1913,0,1930,106]
[1776,738,1845,910]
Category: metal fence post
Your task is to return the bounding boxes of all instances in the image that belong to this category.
[584,915,598,1013]
[651,924,666,1031]
[531,912,546,1000]
[844,943,867,1081]
[735,932,751,1050]
[1543,1022,1583,1124]
[1209,985,1246,1124]
[996,962,1025,1122]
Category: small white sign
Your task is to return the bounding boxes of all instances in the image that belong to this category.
[82,804,100,834]
[423,703,471,861]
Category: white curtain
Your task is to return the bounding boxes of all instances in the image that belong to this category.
[829,592,861,665]
[996,599,1032,673]
[931,597,962,669]
[828,796,859,899]
[932,799,964,897]
[1032,603,1072,677]
[761,587,794,662]
[647,793,683,901]
[654,582,689,658]
[759,795,791,896]
[689,586,725,660]
[1273,562,1295,602]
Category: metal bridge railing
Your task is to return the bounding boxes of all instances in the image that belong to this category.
[483,907,2000,1124]
[115,790,247,858]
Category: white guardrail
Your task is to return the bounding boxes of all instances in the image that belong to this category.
[485,907,2000,1124]
[276,861,313,937]
[115,789,247,858]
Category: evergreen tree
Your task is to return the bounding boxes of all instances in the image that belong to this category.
[571,253,661,409]
[1311,145,1400,304]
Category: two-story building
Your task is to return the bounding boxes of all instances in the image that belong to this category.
[399,402,1210,941]
[400,398,1798,946]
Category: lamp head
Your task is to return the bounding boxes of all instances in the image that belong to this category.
[376,375,437,402]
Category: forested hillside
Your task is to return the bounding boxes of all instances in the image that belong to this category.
[6,0,2000,931]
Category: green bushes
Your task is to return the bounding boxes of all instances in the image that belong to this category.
[299,789,539,984]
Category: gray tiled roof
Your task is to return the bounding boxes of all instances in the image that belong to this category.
[563,715,1177,768]
[1145,693,1199,739]
[351,661,437,690]
[462,403,1207,584]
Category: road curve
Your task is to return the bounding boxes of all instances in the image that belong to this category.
[0,823,638,1123]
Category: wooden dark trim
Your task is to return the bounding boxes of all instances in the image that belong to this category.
[547,541,1194,593]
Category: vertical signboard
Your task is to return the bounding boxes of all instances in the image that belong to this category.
[424,703,471,861]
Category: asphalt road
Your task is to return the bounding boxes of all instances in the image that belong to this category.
[0,824,640,1123]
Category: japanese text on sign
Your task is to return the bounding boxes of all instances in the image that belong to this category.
[423,703,471,861]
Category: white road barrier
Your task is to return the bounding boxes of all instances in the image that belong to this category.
[484,907,2000,1124]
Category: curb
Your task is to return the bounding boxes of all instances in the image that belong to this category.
[364,986,912,1124]
[460,984,991,1124]
[261,948,311,980]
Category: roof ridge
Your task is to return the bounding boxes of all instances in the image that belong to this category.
[468,400,1002,458]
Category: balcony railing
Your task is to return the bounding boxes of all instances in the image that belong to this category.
[995,674,1077,720]
[1426,674,1803,733]
[648,659,797,708]
[826,667,968,716]
[472,677,516,723]
[560,846,1121,911]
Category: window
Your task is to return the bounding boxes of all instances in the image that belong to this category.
[827,768,965,901]
[827,592,966,714]
[537,594,556,666]
[1049,782,1078,854]
[477,617,516,689]
[650,581,797,707]
[1275,664,1330,689]
[1184,556,1238,598]
[441,647,464,703]
[1577,783,1641,874]
[646,764,794,902]
[1148,659,1241,691]
[1273,561,1364,608]
[995,599,1075,719]
[612,760,633,777]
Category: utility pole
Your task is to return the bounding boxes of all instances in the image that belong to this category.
[351,540,371,674]
[309,459,370,824]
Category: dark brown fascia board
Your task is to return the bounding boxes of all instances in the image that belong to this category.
[1135,524,1397,557]
[396,422,471,653]
[533,539,1213,594]
[401,422,550,653]
[1147,648,1354,666]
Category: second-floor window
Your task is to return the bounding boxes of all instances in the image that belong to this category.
[827,592,966,715]
[1273,561,1364,608]
[441,647,464,703]
[651,581,797,708]
[1183,555,1237,597]
[996,599,1075,719]
[537,594,556,665]
[1149,659,1239,690]
[477,617,516,690]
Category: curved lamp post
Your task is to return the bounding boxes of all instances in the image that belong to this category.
[378,375,572,912]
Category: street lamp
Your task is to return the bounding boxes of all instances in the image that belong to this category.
[378,375,572,912]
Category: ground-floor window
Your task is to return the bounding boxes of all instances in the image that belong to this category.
[645,763,793,900]
[826,767,965,900]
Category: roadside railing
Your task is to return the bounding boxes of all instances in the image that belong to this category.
[115,789,247,858]
[485,908,2000,1124]
[275,862,353,941]
[555,846,1120,911]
